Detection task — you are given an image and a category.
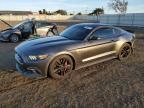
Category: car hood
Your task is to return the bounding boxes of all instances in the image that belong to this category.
[0,19,12,28]
[1,28,13,33]
[15,36,79,55]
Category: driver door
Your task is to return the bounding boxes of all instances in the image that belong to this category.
[21,22,32,38]
[78,27,117,66]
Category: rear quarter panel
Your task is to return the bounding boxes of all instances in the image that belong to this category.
[115,32,135,55]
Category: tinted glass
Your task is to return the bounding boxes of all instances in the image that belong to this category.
[23,22,32,30]
[13,21,27,29]
[60,25,95,40]
[113,28,122,35]
[91,28,114,39]
[20,22,31,33]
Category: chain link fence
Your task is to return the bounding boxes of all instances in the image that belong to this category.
[75,13,144,27]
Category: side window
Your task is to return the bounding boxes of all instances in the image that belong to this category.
[23,22,32,31]
[90,28,115,40]
[113,28,122,35]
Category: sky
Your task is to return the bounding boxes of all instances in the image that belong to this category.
[0,0,144,14]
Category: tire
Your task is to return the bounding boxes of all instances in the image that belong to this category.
[49,55,73,79]
[118,43,132,61]
[10,34,20,43]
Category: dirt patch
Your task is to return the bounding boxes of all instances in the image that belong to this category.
[0,42,19,70]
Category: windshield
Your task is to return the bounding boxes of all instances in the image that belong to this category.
[60,25,95,40]
[13,21,28,29]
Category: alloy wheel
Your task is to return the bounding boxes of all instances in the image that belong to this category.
[120,46,131,58]
[119,43,132,60]
[49,55,73,79]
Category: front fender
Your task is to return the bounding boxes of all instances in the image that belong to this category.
[12,29,22,38]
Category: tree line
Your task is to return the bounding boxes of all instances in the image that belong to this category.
[39,0,128,15]
[39,9,68,15]
[39,8,104,16]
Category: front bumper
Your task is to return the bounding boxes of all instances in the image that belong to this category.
[16,63,42,77]
[15,53,48,77]
[0,34,8,41]
[0,35,5,41]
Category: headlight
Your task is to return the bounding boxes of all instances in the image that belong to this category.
[28,54,48,61]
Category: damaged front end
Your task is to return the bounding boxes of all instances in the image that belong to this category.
[0,34,8,41]
[0,29,11,41]
[0,19,13,41]
[0,32,5,41]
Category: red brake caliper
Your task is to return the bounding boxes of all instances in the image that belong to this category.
[64,61,68,74]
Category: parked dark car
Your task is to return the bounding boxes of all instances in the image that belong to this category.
[15,23,135,79]
[0,19,58,42]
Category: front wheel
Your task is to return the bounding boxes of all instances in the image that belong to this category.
[10,34,20,43]
[118,43,132,61]
[49,55,73,79]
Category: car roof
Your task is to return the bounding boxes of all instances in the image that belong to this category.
[75,23,112,28]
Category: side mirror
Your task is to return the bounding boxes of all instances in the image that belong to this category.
[88,36,101,41]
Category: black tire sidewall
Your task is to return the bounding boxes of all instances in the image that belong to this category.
[49,55,73,79]
[10,34,19,43]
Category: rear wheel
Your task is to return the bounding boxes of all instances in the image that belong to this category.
[49,55,73,79]
[118,43,132,61]
[10,34,20,43]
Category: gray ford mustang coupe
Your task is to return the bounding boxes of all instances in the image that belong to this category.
[15,23,135,79]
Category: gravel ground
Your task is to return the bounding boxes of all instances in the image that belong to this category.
[0,21,144,108]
